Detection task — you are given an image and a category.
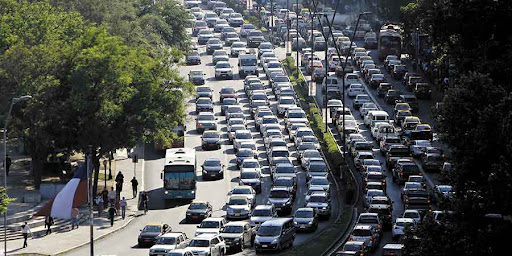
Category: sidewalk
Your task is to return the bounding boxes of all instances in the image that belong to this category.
[0,146,145,256]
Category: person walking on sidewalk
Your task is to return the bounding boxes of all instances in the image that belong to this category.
[95,194,103,217]
[115,171,124,195]
[21,222,32,248]
[140,191,149,214]
[120,197,127,219]
[131,177,139,199]
[108,186,116,207]
[108,207,117,227]
[71,208,80,229]
[45,216,54,235]
[5,155,11,176]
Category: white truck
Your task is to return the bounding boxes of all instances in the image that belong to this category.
[238,54,259,78]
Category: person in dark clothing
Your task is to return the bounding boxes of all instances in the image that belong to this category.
[140,192,149,214]
[108,207,117,227]
[101,189,109,209]
[45,216,54,235]
[131,177,139,199]
[5,155,11,176]
[115,171,124,184]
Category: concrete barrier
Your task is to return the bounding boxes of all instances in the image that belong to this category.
[40,183,66,199]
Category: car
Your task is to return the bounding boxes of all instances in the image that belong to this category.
[384,89,400,104]
[197,29,215,45]
[409,140,432,157]
[391,218,415,241]
[187,234,226,256]
[272,163,296,180]
[305,192,331,218]
[196,87,212,99]
[392,64,407,79]
[273,176,297,196]
[250,205,277,227]
[195,217,227,236]
[267,187,294,215]
[229,186,256,206]
[347,83,364,98]
[188,70,205,85]
[230,41,247,57]
[306,160,328,180]
[247,30,265,47]
[220,221,255,252]
[339,241,367,255]
[401,182,425,199]
[228,12,244,27]
[360,103,379,118]
[186,51,201,65]
[397,94,419,112]
[201,130,221,150]
[308,176,330,194]
[235,148,257,167]
[233,130,253,152]
[376,83,393,97]
[349,224,381,251]
[239,168,262,193]
[214,61,233,80]
[392,161,421,184]
[254,218,296,252]
[293,207,318,231]
[357,213,382,232]
[431,185,454,204]
[149,232,190,256]
[393,103,412,117]
[196,112,216,133]
[380,136,402,154]
[138,223,171,247]
[369,74,386,88]
[196,97,214,113]
[219,86,237,102]
[220,98,238,116]
[206,37,223,54]
[401,116,421,136]
[367,204,393,229]
[421,152,444,171]
[402,209,422,224]
[386,145,412,169]
[186,201,213,223]
[382,244,405,256]
[225,195,252,220]
[353,94,371,109]
[240,23,255,38]
[300,149,323,168]
[201,157,224,180]
[364,189,385,207]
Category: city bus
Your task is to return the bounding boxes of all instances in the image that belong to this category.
[378,23,402,61]
[161,148,197,200]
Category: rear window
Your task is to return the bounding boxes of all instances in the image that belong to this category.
[402,165,420,173]
[352,229,372,236]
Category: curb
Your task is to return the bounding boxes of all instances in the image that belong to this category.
[52,216,135,256]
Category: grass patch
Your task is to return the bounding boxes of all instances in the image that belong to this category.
[276,209,353,256]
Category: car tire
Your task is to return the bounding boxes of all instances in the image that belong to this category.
[240,239,245,251]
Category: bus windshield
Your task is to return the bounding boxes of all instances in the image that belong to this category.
[164,165,195,190]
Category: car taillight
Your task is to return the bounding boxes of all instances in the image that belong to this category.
[369,236,374,242]
[400,173,403,177]
[388,157,392,162]
[349,236,353,241]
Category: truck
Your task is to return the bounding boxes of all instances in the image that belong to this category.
[238,54,259,78]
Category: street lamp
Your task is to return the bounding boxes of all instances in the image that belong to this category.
[103,159,107,189]
[3,95,32,256]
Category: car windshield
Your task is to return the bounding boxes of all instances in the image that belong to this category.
[279,98,295,104]
[344,244,362,251]
[236,133,252,139]
[143,225,161,233]
[253,209,272,216]
[189,239,210,247]
[276,165,294,173]
[396,221,412,227]
[237,150,253,157]
[438,186,452,193]
[189,203,207,210]
[203,132,219,138]
[295,210,314,218]
[229,198,248,205]
[232,42,246,47]
[404,212,419,218]
[352,229,372,237]
[208,38,221,44]
[309,163,327,172]
[204,159,221,166]
[268,62,281,68]
[197,87,210,92]
[221,88,235,94]
[309,195,327,203]
[197,98,211,105]
[357,95,370,101]
[257,226,281,236]
[232,188,251,194]
[243,24,255,29]
[241,161,259,168]
[216,63,230,68]
[274,76,289,82]
[270,190,289,198]
[311,178,328,185]
[198,114,214,121]
[199,221,219,228]
[368,190,385,197]
[190,71,203,76]
[223,225,243,233]
[249,31,263,37]
[241,172,259,179]
[156,237,176,245]
[288,112,305,118]
[367,174,383,180]
[274,179,293,186]
[272,150,289,157]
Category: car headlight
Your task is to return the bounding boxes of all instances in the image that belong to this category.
[293,221,298,225]
[271,238,279,244]
[234,237,241,242]
[308,221,313,224]
[227,208,235,214]
[186,213,191,215]
[254,238,260,244]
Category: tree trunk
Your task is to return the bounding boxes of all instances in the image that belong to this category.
[91,151,101,197]
[31,151,44,189]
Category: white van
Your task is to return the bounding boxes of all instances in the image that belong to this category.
[238,54,259,78]
[365,110,389,128]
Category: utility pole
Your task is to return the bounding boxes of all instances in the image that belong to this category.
[88,145,94,256]
[270,0,274,37]
[296,0,300,79]
[324,13,328,132]
[286,0,290,56]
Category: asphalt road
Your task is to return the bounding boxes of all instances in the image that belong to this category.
[68,5,338,256]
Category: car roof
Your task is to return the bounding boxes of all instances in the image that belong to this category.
[202,217,225,222]
[224,221,248,227]
[270,187,290,192]
[354,224,372,230]
[261,218,293,226]
[195,234,217,239]
[254,205,273,210]
[395,218,415,223]
[159,232,186,238]
[145,222,164,226]
[383,243,405,249]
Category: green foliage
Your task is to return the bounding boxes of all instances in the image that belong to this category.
[0,188,15,215]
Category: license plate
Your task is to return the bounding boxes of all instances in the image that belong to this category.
[262,245,268,248]
[176,196,183,198]
[145,239,151,242]
[235,213,240,216]
[211,173,216,177]
[300,225,306,228]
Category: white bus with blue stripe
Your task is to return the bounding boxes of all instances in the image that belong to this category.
[162,148,197,200]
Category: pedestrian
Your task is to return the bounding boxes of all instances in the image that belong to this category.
[71,208,80,229]
[120,197,127,219]
[131,177,139,199]
[21,222,32,248]
[115,194,121,215]
[5,155,11,176]
[45,216,54,235]
[108,186,116,207]
[102,189,109,209]
[95,194,103,217]
[115,171,124,184]
[140,191,149,214]
[108,207,117,227]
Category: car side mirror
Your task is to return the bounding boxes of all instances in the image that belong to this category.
[197,225,201,228]
[160,173,163,179]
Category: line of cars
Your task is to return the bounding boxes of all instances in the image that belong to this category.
[148,1,338,255]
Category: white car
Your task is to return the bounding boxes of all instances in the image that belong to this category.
[195,218,227,236]
[344,73,360,87]
[373,123,396,141]
[392,218,415,241]
[149,233,189,256]
[277,96,297,116]
[359,102,379,117]
[402,209,422,224]
[226,195,252,220]
[233,130,254,152]
[250,205,277,227]
[228,13,244,27]
[214,61,233,80]
[229,186,256,206]
[187,234,226,256]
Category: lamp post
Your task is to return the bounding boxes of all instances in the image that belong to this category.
[286,0,291,56]
[3,95,32,256]
[103,159,107,189]
[296,0,300,80]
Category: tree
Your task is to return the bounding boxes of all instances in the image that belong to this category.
[0,188,15,215]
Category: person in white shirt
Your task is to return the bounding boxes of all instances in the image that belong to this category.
[21,222,32,248]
